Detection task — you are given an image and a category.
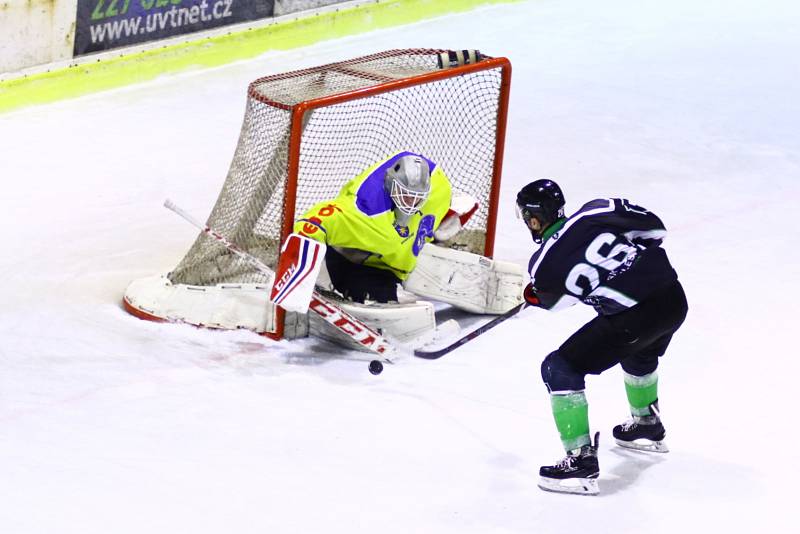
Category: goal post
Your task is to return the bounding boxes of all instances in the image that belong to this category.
[123,49,512,340]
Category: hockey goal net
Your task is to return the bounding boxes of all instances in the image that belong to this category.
[124,49,511,339]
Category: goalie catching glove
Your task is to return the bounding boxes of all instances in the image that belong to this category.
[270,233,326,314]
[434,191,478,242]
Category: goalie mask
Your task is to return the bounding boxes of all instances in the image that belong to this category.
[516,179,565,243]
[385,155,431,227]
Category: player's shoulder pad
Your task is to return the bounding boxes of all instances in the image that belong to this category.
[575,198,613,215]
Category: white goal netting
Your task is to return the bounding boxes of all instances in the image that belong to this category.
[168,49,508,288]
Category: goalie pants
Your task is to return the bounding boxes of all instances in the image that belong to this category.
[542,280,688,392]
[325,247,400,304]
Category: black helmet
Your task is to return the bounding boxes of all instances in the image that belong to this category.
[516,179,565,243]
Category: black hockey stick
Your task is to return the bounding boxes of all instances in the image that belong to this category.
[413,302,529,359]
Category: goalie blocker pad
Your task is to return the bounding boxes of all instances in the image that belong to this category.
[271,233,326,314]
[403,245,525,314]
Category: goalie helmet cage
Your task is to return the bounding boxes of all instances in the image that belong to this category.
[123,49,512,340]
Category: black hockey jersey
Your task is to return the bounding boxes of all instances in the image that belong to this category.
[527,198,678,315]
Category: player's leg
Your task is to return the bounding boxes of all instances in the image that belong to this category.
[537,317,617,495]
[538,349,601,495]
[316,248,446,350]
[402,244,525,313]
[538,279,688,490]
[324,247,400,303]
[612,332,675,452]
[612,280,688,452]
[613,354,669,452]
[536,292,682,494]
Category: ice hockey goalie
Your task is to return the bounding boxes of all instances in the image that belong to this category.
[270,151,525,350]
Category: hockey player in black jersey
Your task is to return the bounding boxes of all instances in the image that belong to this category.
[516,179,688,495]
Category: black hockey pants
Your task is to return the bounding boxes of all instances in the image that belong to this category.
[325,247,400,304]
[558,279,688,378]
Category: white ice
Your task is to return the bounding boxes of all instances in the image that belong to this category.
[1,0,798,532]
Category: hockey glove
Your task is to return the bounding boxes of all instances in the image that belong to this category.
[434,191,479,242]
[271,233,326,314]
[523,283,541,306]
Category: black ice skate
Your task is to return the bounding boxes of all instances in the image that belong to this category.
[613,402,669,453]
[538,432,600,495]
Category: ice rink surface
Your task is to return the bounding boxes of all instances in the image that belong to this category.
[1,0,799,532]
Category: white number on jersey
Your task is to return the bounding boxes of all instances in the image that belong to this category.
[564,232,639,307]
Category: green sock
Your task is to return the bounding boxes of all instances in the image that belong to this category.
[550,391,590,451]
[624,371,658,417]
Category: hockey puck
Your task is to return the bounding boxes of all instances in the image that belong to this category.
[368,360,384,375]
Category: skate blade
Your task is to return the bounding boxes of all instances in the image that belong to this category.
[538,476,599,495]
[615,438,669,453]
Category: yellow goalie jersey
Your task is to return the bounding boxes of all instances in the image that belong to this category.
[293,152,452,280]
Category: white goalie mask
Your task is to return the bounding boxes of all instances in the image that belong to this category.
[384,155,432,226]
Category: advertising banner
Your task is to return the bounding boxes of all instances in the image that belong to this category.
[74,0,275,56]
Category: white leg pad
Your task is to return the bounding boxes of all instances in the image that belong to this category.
[403,245,525,314]
[123,274,278,332]
[310,296,437,351]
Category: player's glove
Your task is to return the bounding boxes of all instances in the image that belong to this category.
[523,283,541,306]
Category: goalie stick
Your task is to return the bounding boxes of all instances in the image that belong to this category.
[413,302,529,359]
[163,199,394,357]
